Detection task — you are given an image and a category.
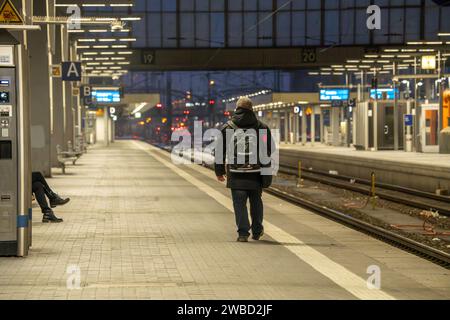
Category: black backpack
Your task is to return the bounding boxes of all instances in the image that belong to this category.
[227,120,261,173]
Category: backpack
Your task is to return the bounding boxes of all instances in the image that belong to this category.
[227,120,261,173]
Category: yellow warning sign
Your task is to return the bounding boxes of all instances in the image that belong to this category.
[0,0,24,24]
[51,65,61,77]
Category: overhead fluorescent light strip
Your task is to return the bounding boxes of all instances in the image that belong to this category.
[120,17,141,21]
[132,103,148,115]
[82,4,106,7]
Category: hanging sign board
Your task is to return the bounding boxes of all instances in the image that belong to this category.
[421,55,436,70]
[62,61,82,81]
[320,89,350,101]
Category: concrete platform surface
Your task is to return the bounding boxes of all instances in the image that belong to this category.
[0,140,448,300]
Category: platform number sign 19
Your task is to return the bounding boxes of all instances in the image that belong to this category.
[142,51,155,65]
[302,48,317,63]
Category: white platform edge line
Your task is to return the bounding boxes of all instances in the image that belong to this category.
[132,140,396,301]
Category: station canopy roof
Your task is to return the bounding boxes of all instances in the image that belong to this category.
[52,1,139,79]
[55,0,133,5]
[308,39,450,77]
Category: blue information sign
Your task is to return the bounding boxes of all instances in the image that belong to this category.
[370,88,398,100]
[92,89,121,103]
[404,114,413,126]
[320,89,350,101]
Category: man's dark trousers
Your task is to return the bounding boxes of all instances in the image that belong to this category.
[231,189,264,237]
[32,172,53,213]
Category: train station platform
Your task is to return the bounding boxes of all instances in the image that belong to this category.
[0,140,448,300]
[280,144,450,193]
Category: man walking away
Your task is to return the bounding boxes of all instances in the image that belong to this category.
[215,97,274,242]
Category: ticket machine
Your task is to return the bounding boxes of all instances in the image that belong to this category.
[0,36,31,256]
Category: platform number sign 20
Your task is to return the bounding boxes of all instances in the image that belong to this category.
[302,49,317,63]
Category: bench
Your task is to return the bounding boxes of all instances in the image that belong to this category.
[68,140,84,158]
[56,145,78,174]
[74,135,88,154]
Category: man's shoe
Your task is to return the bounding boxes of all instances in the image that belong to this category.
[42,211,64,223]
[50,195,70,208]
[237,236,249,243]
[252,231,264,241]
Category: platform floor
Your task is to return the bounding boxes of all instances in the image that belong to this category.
[280,143,450,169]
[0,140,448,300]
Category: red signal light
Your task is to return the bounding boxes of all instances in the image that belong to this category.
[209,99,215,105]
[156,103,163,108]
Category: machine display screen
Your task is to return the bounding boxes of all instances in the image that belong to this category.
[92,89,121,103]
[320,89,350,101]
[370,88,398,100]
[0,80,9,87]
[0,141,12,159]
[0,92,9,103]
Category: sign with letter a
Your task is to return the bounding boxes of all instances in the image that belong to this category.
[62,61,82,81]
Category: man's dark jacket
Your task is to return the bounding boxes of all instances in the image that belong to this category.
[214,108,273,190]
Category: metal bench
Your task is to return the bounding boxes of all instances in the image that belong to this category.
[68,140,84,159]
[74,135,88,154]
[56,145,78,174]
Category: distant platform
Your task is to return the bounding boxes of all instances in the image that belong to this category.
[280,144,450,193]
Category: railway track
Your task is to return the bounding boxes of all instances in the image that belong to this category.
[151,143,450,268]
[266,186,450,268]
[279,164,450,217]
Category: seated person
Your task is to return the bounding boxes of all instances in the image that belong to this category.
[32,172,70,223]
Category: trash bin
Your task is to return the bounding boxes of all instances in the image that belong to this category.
[440,127,450,154]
